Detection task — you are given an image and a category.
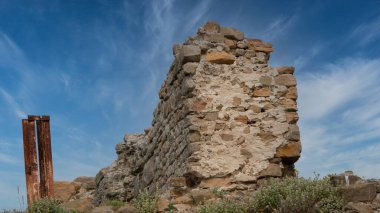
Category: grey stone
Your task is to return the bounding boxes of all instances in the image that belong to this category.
[182,45,201,62]
[91,206,114,213]
[221,27,244,41]
[340,183,377,202]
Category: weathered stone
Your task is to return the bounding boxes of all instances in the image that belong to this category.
[345,202,373,213]
[116,205,138,213]
[340,183,377,202]
[190,99,207,112]
[253,88,271,97]
[240,148,252,157]
[259,76,272,86]
[224,39,236,49]
[275,142,301,163]
[174,195,193,205]
[249,105,262,113]
[286,112,299,124]
[198,21,220,34]
[232,97,241,106]
[277,66,295,74]
[183,63,198,75]
[247,39,274,53]
[188,130,201,142]
[235,48,246,56]
[206,51,235,64]
[142,157,156,185]
[220,27,244,41]
[234,115,248,124]
[190,189,214,204]
[62,198,94,213]
[285,87,298,99]
[220,134,234,141]
[275,74,297,86]
[91,206,114,213]
[258,131,276,142]
[214,122,226,131]
[330,174,363,187]
[255,46,274,53]
[204,34,225,43]
[258,164,282,178]
[173,204,193,212]
[286,125,300,141]
[157,199,170,212]
[281,98,297,111]
[182,45,201,63]
[237,41,248,49]
[170,177,187,188]
[199,177,231,188]
[54,181,79,202]
[204,111,218,121]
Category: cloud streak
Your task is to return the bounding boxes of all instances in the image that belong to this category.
[0,87,27,119]
[349,16,380,46]
[297,58,380,178]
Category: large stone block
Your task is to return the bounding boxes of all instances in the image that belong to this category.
[205,51,235,64]
[275,142,301,163]
[220,27,244,41]
[340,183,377,202]
[275,74,297,86]
[182,45,201,63]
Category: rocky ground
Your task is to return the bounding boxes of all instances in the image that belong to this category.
[55,173,380,213]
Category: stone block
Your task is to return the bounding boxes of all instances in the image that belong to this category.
[285,87,298,99]
[220,27,244,41]
[253,88,271,97]
[234,115,248,124]
[204,34,225,43]
[54,181,79,202]
[275,74,297,86]
[206,51,235,64]
[198,21,220,34]
[182,45,201,63]
[275,142,301,163]
[258,163,282,178]
[183,62,198,75]
[190,189,214,204]
[340,183,377,202]
[277,66,295,74]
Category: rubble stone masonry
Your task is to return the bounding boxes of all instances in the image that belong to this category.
[94,22,301,205]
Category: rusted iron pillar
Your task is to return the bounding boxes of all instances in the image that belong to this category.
[22,119,39,206]
[22,115,54,206]
[35,115,54,198]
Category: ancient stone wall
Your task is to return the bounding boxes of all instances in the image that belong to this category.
[94,22,301,205]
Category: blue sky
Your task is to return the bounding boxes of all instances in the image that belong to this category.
[1,0,380,209]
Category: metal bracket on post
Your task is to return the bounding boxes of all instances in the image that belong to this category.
[22,115,54,207]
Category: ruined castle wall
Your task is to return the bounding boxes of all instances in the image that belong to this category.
[95,22,301,204]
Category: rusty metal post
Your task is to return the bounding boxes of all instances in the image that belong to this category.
[35,115,54,198]
[22,119,39,206]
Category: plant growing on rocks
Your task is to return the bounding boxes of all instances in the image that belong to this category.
[106,199,124,210]
[132,189,158,213]
[249,176,344,213]
[28,198,65,213]
[196,199,249,213]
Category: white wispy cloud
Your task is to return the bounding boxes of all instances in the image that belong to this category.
[0,87,27,119]
[297,58,380,178]
[262,14,297,41]
[349,16,380,46]
[138,0,213,101]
